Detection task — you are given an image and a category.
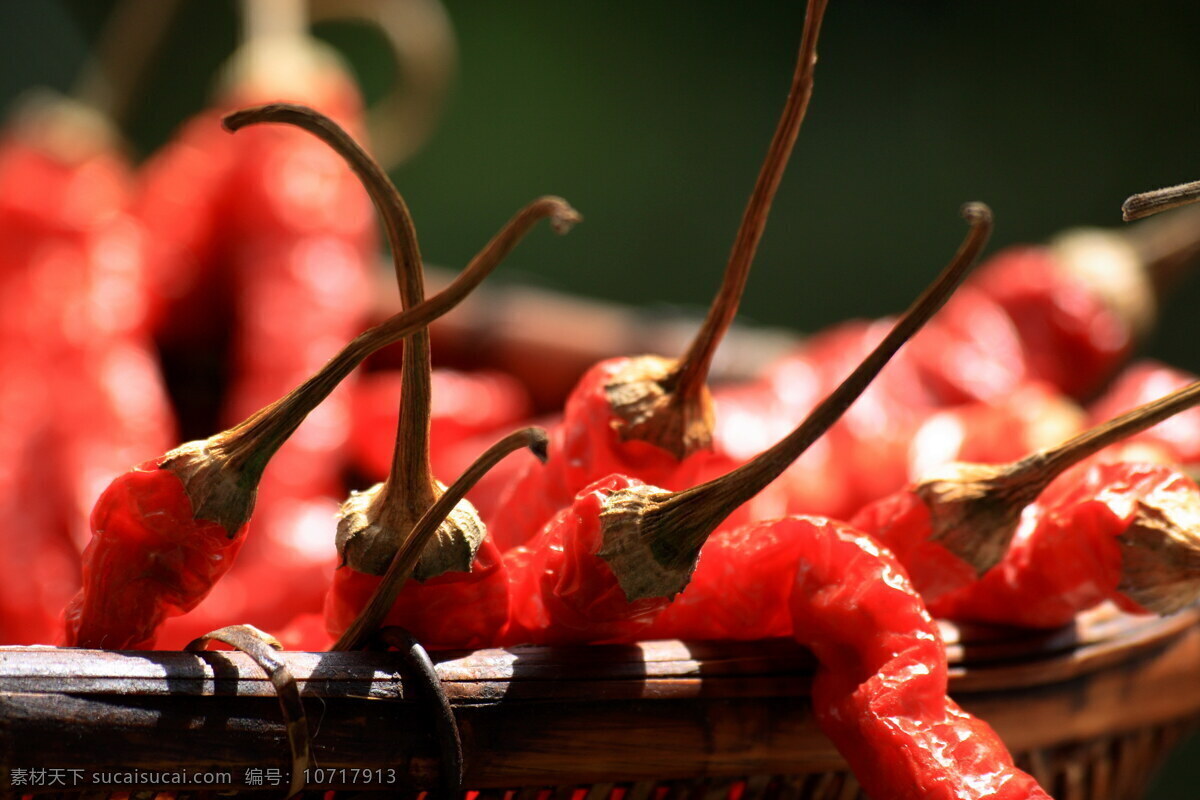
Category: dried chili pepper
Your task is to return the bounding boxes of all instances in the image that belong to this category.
[500,205,992,645]
[487,0,829,551]
[330,427,549,651]
[62,105,569,648]
[852,378,1200,603]
[789,516,1051,800]
[930,460,1200,628]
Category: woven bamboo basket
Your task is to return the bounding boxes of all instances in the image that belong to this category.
[2,605,1199,799]
[4,282,1199,799]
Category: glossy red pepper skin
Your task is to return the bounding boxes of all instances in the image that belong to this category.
[502,474,671,646]
[1088,360,1200,464]
[487,360,721,551]
[640,519,802,642]
[969,246,1133,399]
[928,461,1192,628]
[323,537,509,650]
[63,460,245,650]
[788,517,1050,800]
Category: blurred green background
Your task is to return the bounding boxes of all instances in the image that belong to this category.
[4,1,1200,795]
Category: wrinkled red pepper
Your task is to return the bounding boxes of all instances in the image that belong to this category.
[789,516,1051,800]
[930,460,1200,628]
[852,378,1200,603]
[496,205,992,647]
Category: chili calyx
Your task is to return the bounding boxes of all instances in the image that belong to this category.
[605,0,829,460]
[334,427,549,651]
[1119,494,1200,614]
[919,378,1200,574]
[598,202,993,600]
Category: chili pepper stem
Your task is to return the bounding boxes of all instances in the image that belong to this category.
[605,0,829,460]
[1123,179,1200,222]
[333,427,550,652]
[919,379,1200,573]
[227,105,578,573]
[597,203,994,601]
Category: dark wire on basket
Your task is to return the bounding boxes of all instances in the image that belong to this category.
[373,626,464,799]
[186,624,313,799]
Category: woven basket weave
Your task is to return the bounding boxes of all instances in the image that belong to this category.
[2,605,1198,798]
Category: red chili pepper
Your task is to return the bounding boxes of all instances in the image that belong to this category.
[264,92,581,652]
[64,459,245,649]
[495,207,991,646]
[62,104,553,649]
[502,475,674,646]
[329,428,550,652]
[487,0,830,551]
[906,381,1084,478]
[1088,360,1200,464]
[962,217,1198,400]
[852,379,1200,604]
[930,460,1200,628]
[788,516,1051,800]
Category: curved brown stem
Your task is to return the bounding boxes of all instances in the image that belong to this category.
[600,203,993,589]
[206,194,579,494]
[669,0,829,408]
[1003,380,1200,495]
[333,427,550,652]
[683,204,991,520]
[228,102,447,532]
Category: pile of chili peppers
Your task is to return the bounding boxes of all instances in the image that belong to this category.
[11,4,1200,799]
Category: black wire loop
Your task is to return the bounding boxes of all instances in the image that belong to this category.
[374,626,464,799]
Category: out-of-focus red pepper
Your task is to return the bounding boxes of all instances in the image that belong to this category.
[853,378,1200,604]
[0,98,174,645]
[789,516,1051,800]
[1088,360,1200,465]
[136,42,375,640]
[964,224,1179,400]
[906,381,1085,478]
[486,0,829,551]
[348,367,532,481]
[930,460,1200,628]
